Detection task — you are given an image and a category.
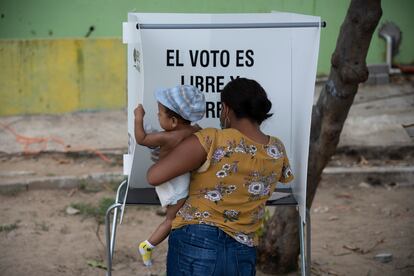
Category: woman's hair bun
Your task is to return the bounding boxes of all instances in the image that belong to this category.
[221,78,273,124]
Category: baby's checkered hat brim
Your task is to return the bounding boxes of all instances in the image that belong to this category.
[155,85,206,122]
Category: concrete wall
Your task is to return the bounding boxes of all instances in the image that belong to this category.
[0,39,126,115]
[0,0,413,115]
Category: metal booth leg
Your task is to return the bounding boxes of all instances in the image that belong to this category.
[105,203,122,276]
[110,205,120,259]
[105,180,127,276]
[298,211,306,276]
[306,209,311,276]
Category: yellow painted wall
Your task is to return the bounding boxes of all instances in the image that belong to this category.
[0,39,126,116]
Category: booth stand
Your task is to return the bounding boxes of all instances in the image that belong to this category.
[105,12,323,276]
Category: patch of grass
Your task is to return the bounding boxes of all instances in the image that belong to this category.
[70,197,114,224]
[0,221,19,232]
[106,180,121,192]
[77,180,87,191]
[96,197,115,224]
[77,180,102,193]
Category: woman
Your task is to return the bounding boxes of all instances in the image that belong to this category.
[147,78,294,275]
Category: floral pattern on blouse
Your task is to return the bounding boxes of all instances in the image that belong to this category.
[244,171,277,201]
[282,164,293,179]
[211,138,257,164]
[223,209,240,223]
[216,161,239,178]
[199,182,237,204]
[172,128,294,247]
[234,232,255,247]
[177,202,216,226]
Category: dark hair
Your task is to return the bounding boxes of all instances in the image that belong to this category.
[162,104,191,125]
[220,78,273,124]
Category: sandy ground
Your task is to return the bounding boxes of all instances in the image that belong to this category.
[0,177,413,276]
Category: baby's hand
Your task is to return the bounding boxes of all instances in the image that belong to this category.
[134,104,145,120]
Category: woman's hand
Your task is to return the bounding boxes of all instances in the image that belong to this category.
[147,135,206,186]
[150,146,161,162]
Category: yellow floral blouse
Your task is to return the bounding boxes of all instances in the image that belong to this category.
[172,128,294,246]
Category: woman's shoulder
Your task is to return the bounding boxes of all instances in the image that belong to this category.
[196,128,237,138]
[194,128,239,150]
[195,128,218,141]
[268,135,286,146]
[268,135,283,144]
[197,127,218,135]
[193,128,218,152]
[196,128,287,149]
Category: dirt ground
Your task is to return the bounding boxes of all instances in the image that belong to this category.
[0,153,123,185]
[0,173,413,276]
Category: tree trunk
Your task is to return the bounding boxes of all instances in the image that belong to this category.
[257,0,382,274]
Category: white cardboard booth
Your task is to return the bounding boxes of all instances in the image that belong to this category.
[122,12,320,223]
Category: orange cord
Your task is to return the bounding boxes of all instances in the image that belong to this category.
[0,121,111,163]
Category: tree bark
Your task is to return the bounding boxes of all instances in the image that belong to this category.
[257,0,382,274]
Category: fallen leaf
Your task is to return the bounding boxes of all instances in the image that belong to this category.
[333,251,352,256]
[359,155,369,165]
[343,238,385,254]
[87,259,107,270]
[313,206,329,213]
[343,244,359,251]
[66,206,80,215]
[359,182,371,188]
[67,189,77,197]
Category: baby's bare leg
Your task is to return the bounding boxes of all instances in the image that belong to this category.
[148,198,186,246]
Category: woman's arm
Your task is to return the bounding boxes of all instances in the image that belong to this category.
[147,134,207,186]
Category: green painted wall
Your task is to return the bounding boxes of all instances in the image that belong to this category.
[0,0,413,115]
[1,0,413,73]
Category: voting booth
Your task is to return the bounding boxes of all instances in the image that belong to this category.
[105,12,322,276]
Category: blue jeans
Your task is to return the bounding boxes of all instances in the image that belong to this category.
[167,224,256,276]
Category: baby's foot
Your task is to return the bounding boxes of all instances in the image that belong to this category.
[138,241,153,267]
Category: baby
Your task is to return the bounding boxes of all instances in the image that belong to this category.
[134,84,205,266]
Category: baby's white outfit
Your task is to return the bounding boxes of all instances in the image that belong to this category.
[155,173,189,207]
